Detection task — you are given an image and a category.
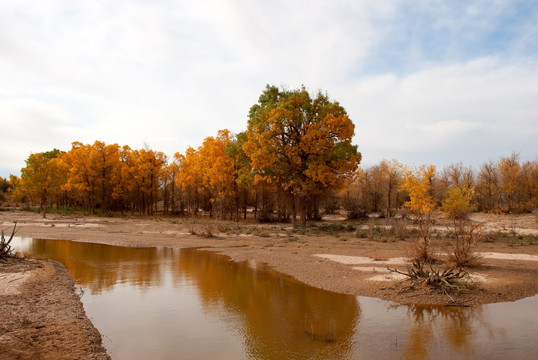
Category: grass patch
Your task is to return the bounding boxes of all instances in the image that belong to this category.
[318,223,345,234]
[484,231,537,247]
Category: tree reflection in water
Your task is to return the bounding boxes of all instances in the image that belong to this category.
[389,303,498,360]
[16,238,361,360]
[13,238,538,360]
[175,248,360,360]
[24,239,166,293]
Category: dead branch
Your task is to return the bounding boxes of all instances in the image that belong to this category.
[388,258,468,292]
[0,223,18,261]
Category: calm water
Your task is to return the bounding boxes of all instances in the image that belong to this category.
[12,238,538,360]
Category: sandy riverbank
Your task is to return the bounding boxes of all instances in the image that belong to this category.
[0,256,110,359]
[2,210,537,305]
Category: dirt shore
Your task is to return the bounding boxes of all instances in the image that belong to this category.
[0,256,110,359]
[2,210,537,305]
[1,210,537,358]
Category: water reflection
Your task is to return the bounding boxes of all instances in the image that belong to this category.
[14,238,360,360]
[12,238,538,360]
[176,249,359,360]
[398,304,484,359]
[20,239,166,293]
[354,295,537,360]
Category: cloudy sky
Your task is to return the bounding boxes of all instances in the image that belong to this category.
[1,0,537,178]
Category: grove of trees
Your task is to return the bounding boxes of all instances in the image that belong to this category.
[2,85,536,220]
[343,153,537,218]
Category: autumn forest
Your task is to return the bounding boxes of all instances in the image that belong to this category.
[1,86,537,221]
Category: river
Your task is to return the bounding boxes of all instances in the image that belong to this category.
[12,238,538,359]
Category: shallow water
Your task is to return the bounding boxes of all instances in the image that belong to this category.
[12,238,538,360]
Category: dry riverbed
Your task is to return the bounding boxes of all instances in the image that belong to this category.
[1,210,537,358]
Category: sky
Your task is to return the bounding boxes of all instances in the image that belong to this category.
[1,0,537,178]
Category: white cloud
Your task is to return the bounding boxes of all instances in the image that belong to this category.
[342,57,538,166]
[407,119,482,146]
[0,0,536,177]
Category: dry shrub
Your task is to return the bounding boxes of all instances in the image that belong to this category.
[406,236,439,264]
[188,220,197,235]
[1,224,17,261]
[390,219,409,240]
[389,259,467,291]
[368,225,377,240]
[445,219,483,267]
[343,196,368,220]
[198,223,215,238]
[188,219,216,238]
[441,185,482,267]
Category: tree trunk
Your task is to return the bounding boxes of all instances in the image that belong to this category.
[386,181,392,217]
[254,189,258,219]
[41,189,47,218]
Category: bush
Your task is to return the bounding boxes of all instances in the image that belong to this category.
[444,220,483,267]
[441,185,482,267]
[0,224,17,261]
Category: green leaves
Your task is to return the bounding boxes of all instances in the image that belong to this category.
[245,85,360,193]
[244,85,360,223]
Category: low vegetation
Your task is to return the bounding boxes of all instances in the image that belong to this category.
[0,224,17,261]
[388,259,468,291]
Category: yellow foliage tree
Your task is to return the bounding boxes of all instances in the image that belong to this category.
[62,142,98,213]
[176,130,240,219]
[176,147,205,215]
[199,131,236,199]
[400,165,437,261]
[19,149,66,217]
[161,160,180,215]
[441,185,482,267]
[225,131,254,220]
[131,148,167,215]
[440,185,474,220]
[89,141,121,213]
[244,85,360,224]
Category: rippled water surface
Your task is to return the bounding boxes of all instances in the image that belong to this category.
[12,238,538,360]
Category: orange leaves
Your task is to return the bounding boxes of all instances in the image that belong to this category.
[19,141,169,215]
[175,130,241,215]
[19,149,65,217]
[244,86,360,198]
[198,133,235,197]
[15,84,362,222]
[401,164,437,216]
[241,85,360,224]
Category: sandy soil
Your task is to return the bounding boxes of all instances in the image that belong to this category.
[0,256,110,360]
[1,210,537,358]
